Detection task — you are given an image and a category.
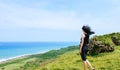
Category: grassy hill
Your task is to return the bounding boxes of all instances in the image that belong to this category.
[38,46,120,70]
[0,32,120,70]
[3,46,119,70]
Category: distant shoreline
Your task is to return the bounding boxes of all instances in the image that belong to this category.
[0,50,48,64]
[0,48,61,64]
[0,54,31,64]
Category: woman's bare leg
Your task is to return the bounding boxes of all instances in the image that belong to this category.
[83,61,87,70]
[86,60,94,70]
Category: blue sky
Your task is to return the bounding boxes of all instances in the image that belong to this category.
[0,0,120,42]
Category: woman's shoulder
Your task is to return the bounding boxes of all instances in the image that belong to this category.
[81,34,85,38]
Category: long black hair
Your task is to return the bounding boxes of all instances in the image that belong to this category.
[82,25,95,35]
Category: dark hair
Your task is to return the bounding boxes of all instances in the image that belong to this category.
[82,25,95,35]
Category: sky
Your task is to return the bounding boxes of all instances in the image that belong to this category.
[0,0,120,42]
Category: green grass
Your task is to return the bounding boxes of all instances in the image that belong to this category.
[0,58,36,70]
[1,46,120,70]
[38,46,120,70]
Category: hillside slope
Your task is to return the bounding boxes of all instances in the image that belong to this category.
[38,46,120,70]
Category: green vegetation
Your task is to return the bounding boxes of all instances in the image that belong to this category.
[89,32,120,55]
[91,32,120,45]
[39,46,120,70]
[0,57,36,70]
[0,32,120,70]
[91,34,114,45]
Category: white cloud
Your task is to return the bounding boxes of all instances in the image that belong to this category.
[0,0,120,32]
[0,0,120,41]
[0,1,84,30]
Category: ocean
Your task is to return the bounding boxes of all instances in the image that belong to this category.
[0,42,79,62]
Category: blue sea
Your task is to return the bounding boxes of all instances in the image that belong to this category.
[0,42,79,61]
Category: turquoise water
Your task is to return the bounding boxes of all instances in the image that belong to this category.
[0,42,78,60]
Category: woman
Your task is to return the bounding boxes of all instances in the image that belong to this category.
[80,25,95,70]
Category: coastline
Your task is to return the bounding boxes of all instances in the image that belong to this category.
[0,42,78,64]
[0,50,49,64]
[0,46,69,64]
[0,54,30,64]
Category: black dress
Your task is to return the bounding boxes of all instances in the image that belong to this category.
[80,34,89,61]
